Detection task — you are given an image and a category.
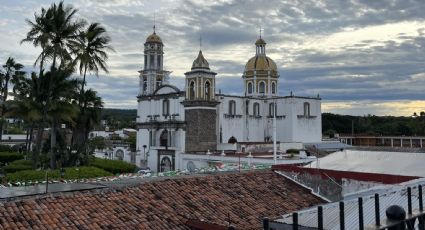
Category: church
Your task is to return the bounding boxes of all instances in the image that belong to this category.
[136,29,322,172]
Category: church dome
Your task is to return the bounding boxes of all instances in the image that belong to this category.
[255,38,266,45]
[244,55,277,72]
[191,50,210,70]
[145,32,162,44]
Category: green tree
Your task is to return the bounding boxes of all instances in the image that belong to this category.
[70,22,113,95]
[0,57,24,141]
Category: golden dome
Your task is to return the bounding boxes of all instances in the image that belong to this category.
[145,32,162,44]
[244,55,277,73]
[255,38,266,45]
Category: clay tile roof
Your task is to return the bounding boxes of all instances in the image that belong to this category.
[0,170,324,230]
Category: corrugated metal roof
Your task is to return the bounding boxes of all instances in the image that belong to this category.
[307,149,425,177]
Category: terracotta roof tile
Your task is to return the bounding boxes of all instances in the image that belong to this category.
[0,170,324,229]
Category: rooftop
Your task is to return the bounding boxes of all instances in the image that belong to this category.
[0,170,324,229]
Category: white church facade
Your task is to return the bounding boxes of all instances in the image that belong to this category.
[136,30,322,172]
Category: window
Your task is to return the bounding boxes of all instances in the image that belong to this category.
[271,82,276,94]
[253,102,260,116]
[269,103,276,117]
[228,136,237,144]
[205,81,211,100]
[157,55,161,69]
[143,78,147,92]
[229,100,236,115]
[156,80,162,89]
[150,55,154,68]
[160,129,168,147]
[247,82,253,94]
[189,81,195,100]
[304,102,310,117]
[162,99,170,116]
[259,81,265,94]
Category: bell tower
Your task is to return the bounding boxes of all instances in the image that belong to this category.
[139,26,170,95]
[182,49,219,152]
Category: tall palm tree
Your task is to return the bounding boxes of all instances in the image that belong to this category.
[70,22,114,96]
[0,57,24,141]
[22,1,85,164]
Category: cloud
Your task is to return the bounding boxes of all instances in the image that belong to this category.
[1,0,425,116]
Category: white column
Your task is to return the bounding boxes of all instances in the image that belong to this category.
[421,139,423,148]
[410,139,413,148]
[196,77,199,99]
[391,138,394,147]
[401,138,403,147]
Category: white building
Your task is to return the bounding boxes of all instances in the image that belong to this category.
[136,29,322,172]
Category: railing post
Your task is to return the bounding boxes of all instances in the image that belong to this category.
[318,206,323,230]
[375,193,380,227]
[292,212,298,230]
[359,197,364,230]
[340,201,345,230]
[420,185,423,211]
[408,187,412,215]
[263,217,269,230]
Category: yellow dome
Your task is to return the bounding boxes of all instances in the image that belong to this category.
[255,38,266,45]
[145,32,162,44]
[244,55,277,72]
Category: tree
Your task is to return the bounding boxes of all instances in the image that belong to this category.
[0,57,24,141]
[70,22,113,95]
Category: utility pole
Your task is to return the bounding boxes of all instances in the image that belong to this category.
[273,100,277,164]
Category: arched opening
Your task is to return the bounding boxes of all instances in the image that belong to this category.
[160,130,168,147]
[205,81,211,100]
[189,81,195,100]
[160,156,172,172]
[304,102,310,117]
[228,136,237,144]
[162,99,170,117]
[253,102,260,116]
[228,100,236,115]
[247,82,253,94]
[156,79,162,89]
[259,81,265,94]
[271,82,276,94]
[115,150,124,161]
[143,78,147,92]
[269,103,276,117]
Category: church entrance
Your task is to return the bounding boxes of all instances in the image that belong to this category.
[157,150,175,172]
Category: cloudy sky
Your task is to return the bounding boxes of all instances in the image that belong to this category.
[1,0,425,116]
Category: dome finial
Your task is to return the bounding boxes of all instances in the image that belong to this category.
[153,11,156,33]
[259,26,262,38]
[199,34,202,51]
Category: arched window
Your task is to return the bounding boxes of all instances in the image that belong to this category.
[150,54,154,68]
[228,136,237,144]
[253,102,260,116]
[247,82,253,94]
[271,82,276,94]
[259,81,265,94]
[160,129,168,147]
[205,81,211,100]
[189,81,195,100]
[115,150,124,161]
[160,156,172,172]
[143,78,147,92]
[229,100,236,115]
[156,79,162,89]
[269,103,276,117]
[304,102,310,117]
[157,55,161,69]
[162,99,170,117]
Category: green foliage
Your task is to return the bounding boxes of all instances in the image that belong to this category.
[89,158,137,174]
[286,149,300,154]
[6,166,112,182]
[7,126,25,134]
[0,152,24,163]
[3,159,32,173]
[0,145,12,152]
[322,113,425,136]
[100,109,136,129]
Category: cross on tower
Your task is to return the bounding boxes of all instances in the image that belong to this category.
[199,35,202,50]
[153,12,156,32]
[259,26,263,38]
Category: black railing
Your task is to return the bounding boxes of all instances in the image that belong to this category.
[265,185,425,230]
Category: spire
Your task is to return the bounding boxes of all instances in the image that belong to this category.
[199,35,202,51]
[191,50,210,70]
[153,12,156,33]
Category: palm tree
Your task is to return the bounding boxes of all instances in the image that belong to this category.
[0,57,24,141]
[70,22,114,96]
[22,1,85,164]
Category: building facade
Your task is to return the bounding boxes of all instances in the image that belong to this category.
[136,30,322,172]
